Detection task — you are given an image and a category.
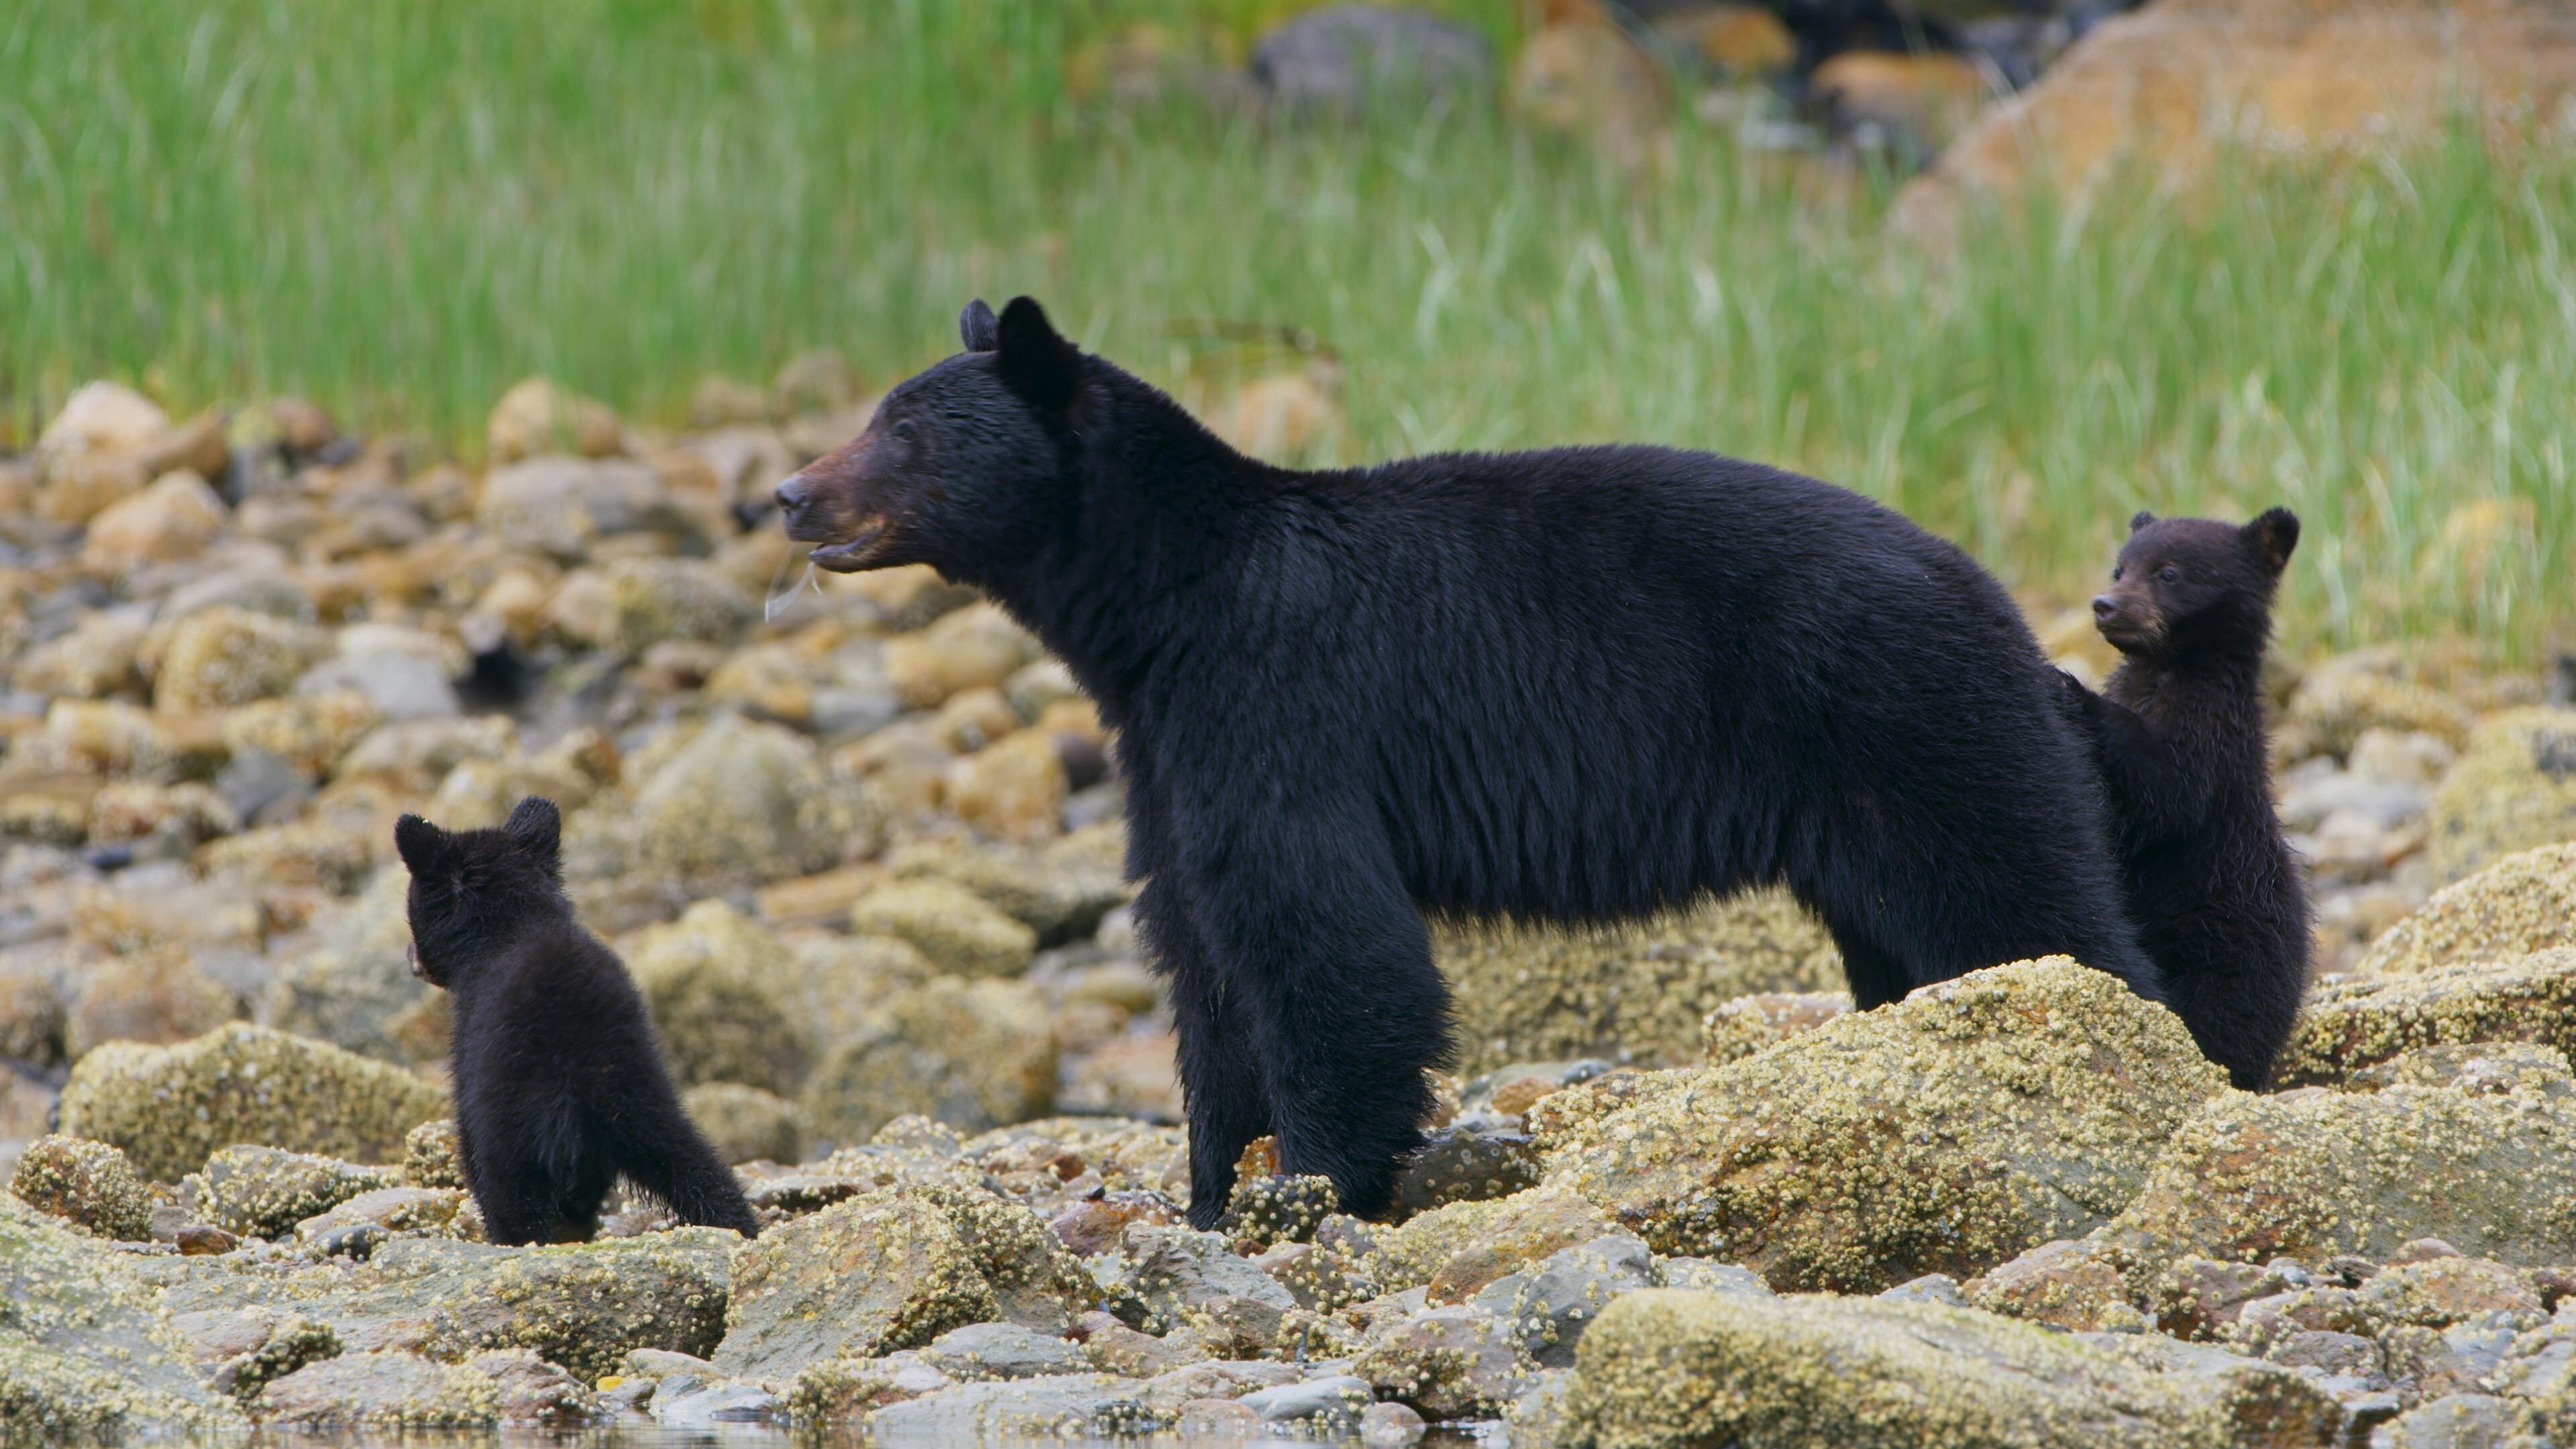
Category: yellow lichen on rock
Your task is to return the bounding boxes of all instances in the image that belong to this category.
[2428,710,2576,881]
[2276,949,2576,1087]
[1536,959,2226,1292]
[1438,888,1843,1073]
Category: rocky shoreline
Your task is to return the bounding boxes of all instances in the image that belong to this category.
[2,372,2575,1445]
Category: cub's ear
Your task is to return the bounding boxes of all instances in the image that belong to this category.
[960,298,999,352]
[995,296,1083,413]
[2245,507,2300,574]
[502,796,561,860]
[2129,510,2157,533]
[393,814,448,874]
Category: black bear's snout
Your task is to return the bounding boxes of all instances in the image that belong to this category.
[2092,594,2118,621]
[774,474,811,515]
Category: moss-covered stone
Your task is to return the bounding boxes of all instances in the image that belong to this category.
[2286,665,2475,759]
[1700,989,1851,1066]
[151,604,326,712]
[61,945,239,1060]
[0,1195,244,1436]
[192,1145,398,1239]
[250,1350,501,1427]
[1558,1289,2217,1449]
[219,690,382,777]
[847,877,1038,978]
[627,900,806,1093]
[682,1081,808,1166]
[584,557,754,653]
[1437,890,1843,1073]
[7,1134,152,1240]
[885,827,1133,946]
[2098,1083,2576,1270]
[714,1188,1004,1379]
[801,976,1056,1144]
[1536,959,2228,1293]
[2357,843,2576,975]
[405,1231,736,1380]
[2275,950,2576,1087]
[402,1120,465,1189]
[1375,1186,1619,1299]
[56,1021,448,1181]
[623,716,865,892]
[2428,708,2576,882]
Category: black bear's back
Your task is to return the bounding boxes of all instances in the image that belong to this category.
[1198,443,2083,927]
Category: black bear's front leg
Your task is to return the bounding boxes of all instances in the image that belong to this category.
[1179,818,1452,1222]
[1136,874,1274,1228]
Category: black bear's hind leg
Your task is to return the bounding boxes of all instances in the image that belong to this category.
[477,1164,574,1246]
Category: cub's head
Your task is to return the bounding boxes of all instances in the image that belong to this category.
[2093,507,2299,659]
[774,296,1086,582]
[392,796,565,989]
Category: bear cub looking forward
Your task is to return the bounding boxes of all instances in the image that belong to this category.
[396,798,759,1244]
[2060,509,2310,1089]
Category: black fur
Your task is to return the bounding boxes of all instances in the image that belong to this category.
[777,297,2163,1225]
[2058,510,2310,1089]
[395,798,760,1244]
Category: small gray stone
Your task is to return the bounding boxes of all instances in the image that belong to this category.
[2367,1393,2514,1449]
[864,1375,1167,1438]
[651,1378,780,1426]
[1876,1272,1970,1307]
[2266,1329,2383,1383]
[1474,1232,1659,1367]
[1250,5,1493,115]
[919,1322,1085,1381]
[1236,1375,1373,1424]
[297,652,458,722]
[1361,1398,1428,1446]
[1660,1257,1780,1299]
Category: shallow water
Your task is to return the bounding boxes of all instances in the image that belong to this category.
[25,1428,1494,1448]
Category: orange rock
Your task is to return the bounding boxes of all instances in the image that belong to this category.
[1508,20,1671,168]
[1812,50,1992,153]
[1900,0,2576,235]
[1654,3,1798,76]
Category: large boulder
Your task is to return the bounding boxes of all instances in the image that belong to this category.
[2428,710,2576,882]
[885,828,1133,947]
[56,1022,448,1181]
[1898,0,2576,235]
[1536,959,2227,1292]
[1250,4,1493,115]
[151,605,327,713]
[2357,843,2576,975]
[2099,1080,2576,1269]
[1558,1289,2288,1449]
[1437,888,1843,1073]
[627,900,806,1094]
[621,717,863,894]
[800,976,1056,1144]
[714,1185,1092,1380]
[2275,950,2576,1087]
[847,877,1038,979]
[557,558,753,655]
[193,1145,397,1240]
[0,1195,244,1436]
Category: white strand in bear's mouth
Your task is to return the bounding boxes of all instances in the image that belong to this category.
[763,554,822,623]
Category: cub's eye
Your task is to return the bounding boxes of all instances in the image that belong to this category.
[2110,566,2123,582]
[890,419,919,444]
[2157,566,2182,584]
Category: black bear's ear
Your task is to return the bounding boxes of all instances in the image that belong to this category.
[994,296,1082,413]
[502,796,561,859]
[960,298,999,352]
[2129,510,2157,534]
[2245,507,2300,574]
[393,814,447,874]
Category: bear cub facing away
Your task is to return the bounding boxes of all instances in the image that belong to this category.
[395,797,759,1244]
[2059,509,2310,1089]
[777,297,2163,1226]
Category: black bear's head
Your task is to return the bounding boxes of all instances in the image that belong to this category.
[2093,508,2298,660]
[774,296,1086,582]
[392,796,565,989]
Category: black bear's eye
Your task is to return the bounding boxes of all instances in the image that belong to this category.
[890,419,918,444]
[2157,566,2182,584]
[2110,566,2122,581]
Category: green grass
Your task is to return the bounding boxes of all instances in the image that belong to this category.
[3,0,2569,656]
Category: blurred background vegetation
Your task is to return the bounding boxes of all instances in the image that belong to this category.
[2,0,2566,653]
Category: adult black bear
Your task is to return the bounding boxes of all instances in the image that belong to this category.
[777,297,2161,1225]
[2058,510,2310,1089]
[396,798,761,1244]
